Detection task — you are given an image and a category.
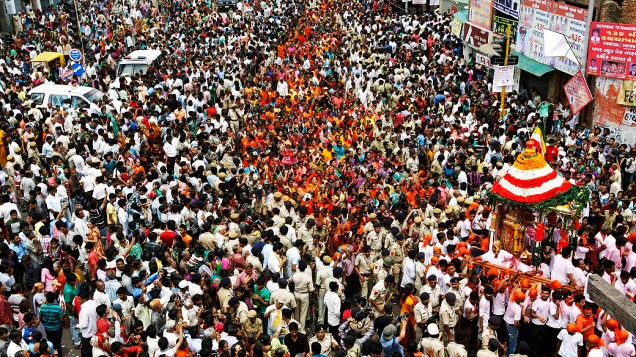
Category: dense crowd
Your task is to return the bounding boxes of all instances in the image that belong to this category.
[0,0,633,356]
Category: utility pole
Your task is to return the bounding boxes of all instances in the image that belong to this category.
[499,24,511,120]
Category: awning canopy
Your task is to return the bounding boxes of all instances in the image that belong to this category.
[453,9,468,23]
[512,52,554,77]
[31,52,65,66]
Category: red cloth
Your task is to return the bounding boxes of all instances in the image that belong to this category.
[97,317,111,334]
[545,145,558,163]
[160,231,177,247]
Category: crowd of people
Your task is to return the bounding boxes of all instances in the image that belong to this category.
[0,0,633,355]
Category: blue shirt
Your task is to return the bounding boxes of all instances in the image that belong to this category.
[9,242,26,262]
[381,337,403,357]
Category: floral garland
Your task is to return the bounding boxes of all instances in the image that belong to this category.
[513,151,547,171]
[488,186,590,211]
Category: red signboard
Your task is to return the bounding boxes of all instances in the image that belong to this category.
[463,23,490,48]
[586,21,636,79]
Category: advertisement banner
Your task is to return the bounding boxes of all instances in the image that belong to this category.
[493,66,520,92]
[430,0,440,5]
[463,23,490,47]
[516,0,587,75]
[493,0,519,18]
[586,22,636,80]
[592,77,632,144]
[476,52,492,68]
[563,70,593,115]
[493,15,518,37]
[451,16,463,37]
[495,66,516,86]
[618,81,636,106]
[624,108,636,127]
[468,0,493,30]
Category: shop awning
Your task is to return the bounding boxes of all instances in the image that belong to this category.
[512,52,555,77]
[453,9,468,23]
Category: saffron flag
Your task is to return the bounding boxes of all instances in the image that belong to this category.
[530,123,546,154]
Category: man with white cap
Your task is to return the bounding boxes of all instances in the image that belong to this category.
[420,323,444,357]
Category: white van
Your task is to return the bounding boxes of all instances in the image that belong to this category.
[116,50,163,78]
[27,84,105,113]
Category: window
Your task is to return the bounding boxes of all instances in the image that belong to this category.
[49,94,69,108]
[30,93,45,105]
[71,96,90,109]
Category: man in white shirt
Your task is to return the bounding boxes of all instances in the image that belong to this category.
[556,323,584,357]
[267,243,286,274]
[400,250,417,288]
[529,286,552,354]
[551,247,576,286]
[6,330,28,357]
[77,291,98,356]
[504,292,525,356]
[324,281,341,338]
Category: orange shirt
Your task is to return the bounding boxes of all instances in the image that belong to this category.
[576,314,595,341]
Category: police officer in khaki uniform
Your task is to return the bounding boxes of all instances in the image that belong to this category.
[369,275,395,317]
[354,246,373,298]
[366,222,384,260]
[377,257,393,283]
[291,260,313,330]
[389,234,405,282]
[439,292,459,343]
[242,310,263,340]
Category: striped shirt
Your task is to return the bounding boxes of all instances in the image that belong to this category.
[39,303,64,331]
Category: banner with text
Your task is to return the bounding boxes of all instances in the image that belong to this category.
[586,22,636,80]
[493,0,519,18]
[563,70,593,115]
[618,81,636,106]
[493,15,518,37]
[516,0,587,75]
[468,0,493,30]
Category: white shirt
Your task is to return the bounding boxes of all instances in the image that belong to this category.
[400,257,416,287]
[503,301,521,325]
[267,252,282,274]
[324,290,341,326]
[531,298,550,325]
[557,330,583,357]
[551,254,574,284]
[78,300,98,338]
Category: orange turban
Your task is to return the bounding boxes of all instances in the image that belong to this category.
[433,246,442,253]
[520,279,531,288]
[567,323,579,333]
[606,319,620,331]
[616,330,629,345]
[629,232,636,243]
[529,288,538,297]
[551,280,563,290]
[512,292,526,302]
[588,335,605,347]
[431,256,439,263]
[487,268,499,278]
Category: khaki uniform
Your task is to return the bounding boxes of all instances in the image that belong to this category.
[270,289,296,309]
[218,287,233,310]
[439,300,459,343]
[421,284,442,308]
[446,342,468,357]
[308,333,338,355]
[355,253,372,297]
[291,270,313,329]
[419,337,445,357]
[389,241,404,279]
[369,280,389,316]
[347,343,361,357]
[481,327,497,349]
[242,318,263,336]
[366,231,383,257]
